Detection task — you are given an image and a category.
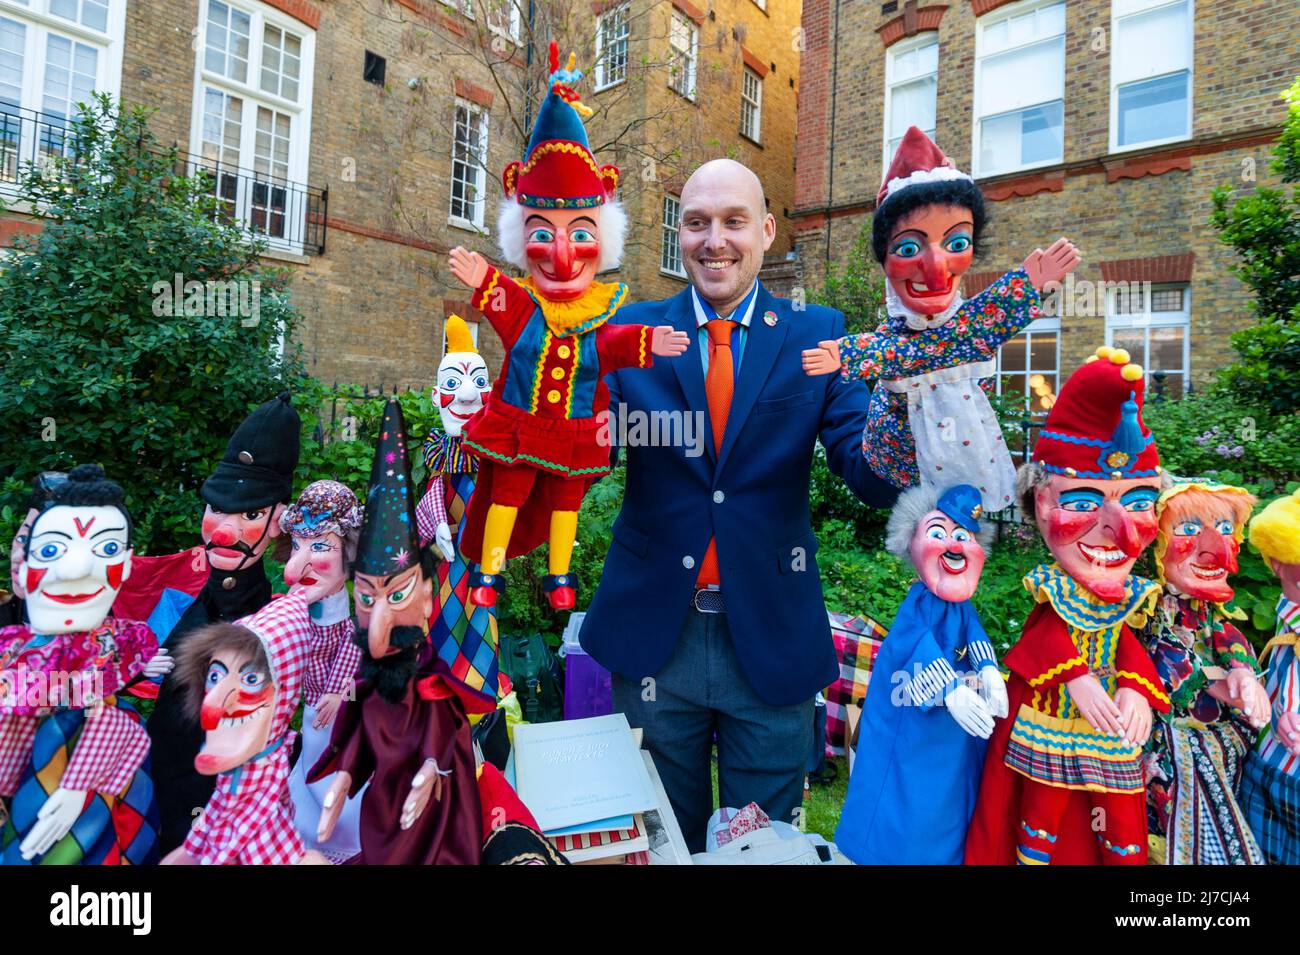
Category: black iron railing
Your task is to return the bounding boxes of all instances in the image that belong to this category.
[0,102,85,187]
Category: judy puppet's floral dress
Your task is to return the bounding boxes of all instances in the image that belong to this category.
[837,268,1041,510]
[1138,593,1264,865]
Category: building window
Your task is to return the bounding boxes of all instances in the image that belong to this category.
[752,0,766,10]
[450,97,488,231]
[1106,283,1191,399]
[486,0,520,44]
[190,0,315,251]
[594,3,629,90]
[363,50,385,86]
[883,32,938,165]
[0,0,125,190]
[973,0,1065,178]
[660,193,685,277]
[740,66,762,143]
[438,0,473,18]
[996,317,1060,417]
[667,10,697,101]
[1111,0,1191,151]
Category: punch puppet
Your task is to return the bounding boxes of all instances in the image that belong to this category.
[964,347,1171,865]
[1,464,171,865]
[802,127,1080,510]
[448,42,690,611]
[834,484,1008,864]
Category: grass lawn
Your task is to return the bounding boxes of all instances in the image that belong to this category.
[709,755,849,842]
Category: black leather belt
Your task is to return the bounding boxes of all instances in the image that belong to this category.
[692,588,725,614]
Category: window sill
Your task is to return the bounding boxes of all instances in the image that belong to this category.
[660,268,689,282]
[448,215,488,236]
[1107,133,1192,156]
[594,78,627,94]
[973,155,1065,182]
[667,86,698,105]
[739,131,763,148]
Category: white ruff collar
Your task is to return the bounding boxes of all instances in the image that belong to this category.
[310,587,351,626]
[886,282,963,331]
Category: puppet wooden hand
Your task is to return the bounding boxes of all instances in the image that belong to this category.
[401,758,446,830]
[1022,237,1080,292]
[449,246,489,290]
[1114,687,1153,747]
[1067,673,1125,736]
[317,771,353,843]
[1276,711,1300,757]
[313,693,343,730]
[142,647,174,679]
[435,522,456,563]
[19,787,87,860]
[944,684,995,739]
[1223,668,1271,730]
[979,667,1009,719]
[801,340,842,376]
[651,326,690,357]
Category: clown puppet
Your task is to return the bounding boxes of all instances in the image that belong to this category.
[802,127,1080,511]
[1139,479,1267,865]
[834,484,1007,864]
[1238,488,1300,864]
[1,464,171,865]
[414,315,503,705]
[279,480,367,861]
[448,42,690,611]
[310,399,491,864]
[147,392,300,853]
[162,589,327,865]
[964,347,1172,865]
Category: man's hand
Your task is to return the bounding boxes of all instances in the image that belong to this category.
[20,787,86,860]
[651,326,690,357]
[317,771,353,843]
[313,693,343,730]
[980,667,1009,720]
[401,758,446,831]
[435,522,456,563]
[1275,711,1300,757]
[801,340,842,376]
[944,684,995,739]
[449,246,489,290]
[1022,237,1080,291]
[1067,673,1125,736]
[1114,686,1153,747]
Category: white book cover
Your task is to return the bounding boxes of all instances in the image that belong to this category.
[514,714,656,832]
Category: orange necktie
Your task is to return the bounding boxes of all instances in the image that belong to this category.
[696,319,737,588]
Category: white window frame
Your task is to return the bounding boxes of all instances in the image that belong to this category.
[971,0,1066,179]
[187,0,316,253]
[667,9,697,102]
[740,65,762,143]
[1108,0,1193,154]
[1105,282,1191,396]
[660,193,686,278]
[995,316,1061,415]
[449,96,489,232]
[882,31,938,170]
[485,0,520,44]
[594,2,630,91]
[752,0,766,10]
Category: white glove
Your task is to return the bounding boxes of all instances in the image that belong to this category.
[142,647,174,679]
[435,522,456,563]
[944,684,995,739]
[980,667,1009,719]
[20,787,87,860]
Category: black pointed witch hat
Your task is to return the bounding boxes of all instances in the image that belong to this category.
[354,398,422,578]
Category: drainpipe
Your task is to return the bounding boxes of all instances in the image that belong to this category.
[824,0,841,269]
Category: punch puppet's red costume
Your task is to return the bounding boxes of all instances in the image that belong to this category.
[448,43,689,611]
[964,347,1171,865]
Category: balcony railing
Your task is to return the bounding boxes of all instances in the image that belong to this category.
[0,103,327,256]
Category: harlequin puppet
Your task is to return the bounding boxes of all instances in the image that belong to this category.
[802,126,1080,512]
[147,392,300,853]
[161,590,328,865]
[310,399,490,864]
[964,346,1171,865]
[279,480,367,861]
[834,484,1007,864]
[1238,488,1300,864]
[1,464,171,865]
[414,315,504,706]
[448,41,690,611]
[1139,479,1267,865]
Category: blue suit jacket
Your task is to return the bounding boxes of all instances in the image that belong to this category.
[578,283,899,706]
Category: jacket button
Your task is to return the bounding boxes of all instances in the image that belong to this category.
[551,367,565,380]
[682,555,695,570]
[547,389,562,404]
[713,490,725,504]
[557,345,572,359]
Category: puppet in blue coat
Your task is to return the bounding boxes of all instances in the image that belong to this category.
[834,483,1008,864]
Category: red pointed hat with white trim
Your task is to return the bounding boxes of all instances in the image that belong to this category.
[877,126,973,208]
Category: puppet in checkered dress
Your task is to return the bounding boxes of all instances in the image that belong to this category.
[162,589,328,865]
[1,464,172,865]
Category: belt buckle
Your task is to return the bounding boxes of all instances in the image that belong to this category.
[693,588,724,614]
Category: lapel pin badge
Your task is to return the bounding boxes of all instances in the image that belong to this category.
[763,310,778,327]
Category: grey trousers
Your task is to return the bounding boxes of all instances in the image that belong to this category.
[612,607,814,854]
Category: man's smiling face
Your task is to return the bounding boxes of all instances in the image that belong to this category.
[678,159,776,316]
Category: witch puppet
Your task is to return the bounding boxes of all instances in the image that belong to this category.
[834,484,1007,865]
[802,126,1080,511]
[1239,488,1300,865]
[1,464,171,865]
[964,346,1171,866]
[1139,479,1268,865]
[414,315,504,707]
[448,41,690,612]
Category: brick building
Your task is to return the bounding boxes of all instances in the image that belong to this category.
[794,0,1297,412]
[0,0,802,390]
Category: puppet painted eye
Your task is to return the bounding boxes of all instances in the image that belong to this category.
[240,670,265,691]
[244,509,265,522]
[1215,519,1234,535]
[35,541,66,561]
[92,539,124,558]
[528,228,555,243]
[571,229,595,243]
[357,592,375,607]
[952,528,971,543]
[945,234,972,254]
[1124,498,1155,513]
[1060,499,1099,512]
[474,375,489,389]
[205,662,228,690]
[890,238,921,259]
[925,526,947,541]
[310,541,333,552]
[387,586,410,604]
[442,376,461,391]
[1174,520,1201,536]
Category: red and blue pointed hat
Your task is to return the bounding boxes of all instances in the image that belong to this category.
[502,41,619,210]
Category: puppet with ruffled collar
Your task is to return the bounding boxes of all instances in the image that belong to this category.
[1138,479,1267,865]
[965,347,1171,865]
[1,464,170,865]
[802,127,1080,512]
[448,42,689,612]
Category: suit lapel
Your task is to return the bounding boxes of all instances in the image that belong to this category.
[668,287,716,464]
[716,284,788,476]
